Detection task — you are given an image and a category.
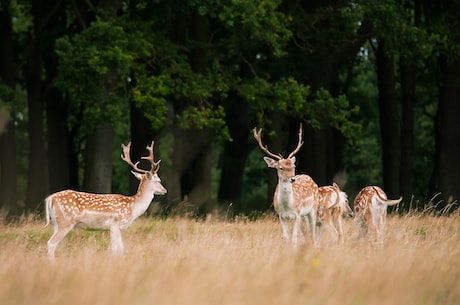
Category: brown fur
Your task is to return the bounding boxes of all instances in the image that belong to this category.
[353,186,402,242]
[317,183,353,244]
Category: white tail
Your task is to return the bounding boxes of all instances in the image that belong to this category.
[45,141,167,258]
[353,186,402,242]
[317,183,353,244]
[253,124,319,247]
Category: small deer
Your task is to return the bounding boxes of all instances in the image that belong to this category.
[317,183,353,245]
[353,186,402,242]
[45,141,167,258]
[253,125,319,247]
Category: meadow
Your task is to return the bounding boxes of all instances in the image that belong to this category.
[0,211,459,305]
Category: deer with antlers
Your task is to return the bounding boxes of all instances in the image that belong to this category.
[253,125,319,247]
[44,141,167,258]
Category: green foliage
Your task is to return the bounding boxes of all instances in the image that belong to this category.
[55,20,132,132]
[189,0,291,56]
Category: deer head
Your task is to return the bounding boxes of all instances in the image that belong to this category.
[121,141,166,195]
[253,124,304,183]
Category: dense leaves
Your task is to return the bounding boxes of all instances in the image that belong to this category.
[0,0,459,215]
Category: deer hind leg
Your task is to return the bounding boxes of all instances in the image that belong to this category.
[47,223,75,258]
[110,225,124,255]
[304,212,317,247]
[354,215,368,242]
[332,216,344,244]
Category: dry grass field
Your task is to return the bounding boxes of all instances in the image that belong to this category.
[0,211,459,305]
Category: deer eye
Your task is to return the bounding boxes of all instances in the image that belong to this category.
[279,167,284,171]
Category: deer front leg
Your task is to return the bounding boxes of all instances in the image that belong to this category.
[110,225,124,255]
[279,216,290,242]
[292,215,302,246]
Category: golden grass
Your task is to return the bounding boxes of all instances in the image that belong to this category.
[0,212,459,305]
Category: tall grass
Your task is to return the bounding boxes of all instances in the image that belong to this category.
[0,212,459,305]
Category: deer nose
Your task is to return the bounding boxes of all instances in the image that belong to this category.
[289,177,296,183]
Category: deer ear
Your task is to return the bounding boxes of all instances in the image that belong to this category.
[291,156,296,164]
[333,182,339,189]
[264,157,278,168]
[131,171,143,180]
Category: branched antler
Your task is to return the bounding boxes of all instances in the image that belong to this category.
[253,128,283,160]
[121,141,161,173]
[287,124,304,158]
[142,141,161,173]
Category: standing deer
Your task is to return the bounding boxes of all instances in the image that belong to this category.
[353,186,402,243]
[253,125,319,247]
[45,141,167,258]
[317,183,353,245]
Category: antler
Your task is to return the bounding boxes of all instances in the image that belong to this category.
[121,141,161,173]
[287,124,304,158]
[142,141,161,173]
[253,127,283,160]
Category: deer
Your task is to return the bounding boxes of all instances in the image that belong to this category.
[317,183,353,245]
[253,125,319,247]
[353,186,402,243]
[44,141,167,258]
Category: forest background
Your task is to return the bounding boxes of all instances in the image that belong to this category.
[1,0,459,220]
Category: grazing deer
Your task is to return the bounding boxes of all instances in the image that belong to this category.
[317,183,353,245]
[44,141,167,258]
[353,186,402,242]
[253,125,319,247]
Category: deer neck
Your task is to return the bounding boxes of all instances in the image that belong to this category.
[131,179,155,219]
[277,178,295,208]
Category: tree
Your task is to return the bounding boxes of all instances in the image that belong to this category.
[0,2,20,218]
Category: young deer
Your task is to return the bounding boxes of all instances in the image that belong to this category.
[317,183,353,245]
[353,186,402,242]
[44,141,167,258]
[253,125,319,247]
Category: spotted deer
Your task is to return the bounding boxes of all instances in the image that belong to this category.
[353,186,402,242]
[253,125,319,247]
[317,183,353,245]
[44,141,167,258]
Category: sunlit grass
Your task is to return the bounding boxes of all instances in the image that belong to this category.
[0,211,459,305]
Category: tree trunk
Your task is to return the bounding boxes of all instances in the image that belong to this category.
[376,39,401,199]
[399,58,416,210]
[218,96,251,210]
[435,55,460,210]
[129,103,155,195]
[24,39,49,212]
[83,123,114,193]
[46,88,71,193]
[0,7,20,218]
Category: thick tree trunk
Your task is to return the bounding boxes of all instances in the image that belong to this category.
[0,7,20,218]
[435,56,460,210]
[129,103,155,195]
[83,123,114,193]
[46,88,71,193]
[376,39,401,199]
[24,42,49,212]
[218,96,251,210]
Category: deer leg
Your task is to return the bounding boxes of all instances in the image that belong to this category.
[355,216,368,242]
[316,221,324,246]
[334,217,344,244]
[47,224,75,258]
[279,216,290,242]
[305,212,317,247]
[110,226,124,255]
[292,215,302,246]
